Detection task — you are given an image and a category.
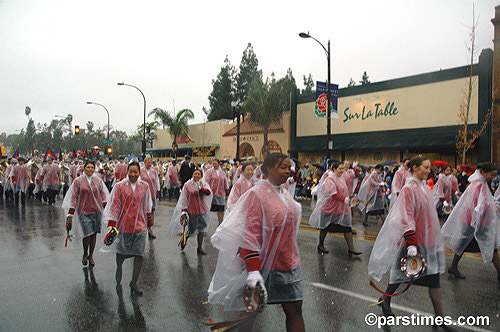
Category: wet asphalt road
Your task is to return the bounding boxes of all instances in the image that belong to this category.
[0,197,499,332]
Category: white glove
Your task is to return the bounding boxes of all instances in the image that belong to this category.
[407,245,418,257]
[379,182,387,187]
[66,214,73,221]
[443,201,449,207]
[246,270,264,288]
[455,191,460,196]
[344,197,351,205]
[353,161,358,168]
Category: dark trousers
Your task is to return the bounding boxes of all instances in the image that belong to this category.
[168,187,180,200]
[27,184,35,198]
[5,189,14,201]
[46,189,58,205]
[105,181,113,192]
[35,190,43,201]
[14,191,26,205]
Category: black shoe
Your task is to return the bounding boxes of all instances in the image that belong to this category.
[317,246,329,254]
[88,258,95,267]
[148,233,156,240]
[129,282,143,296]
[378,297,395,317]
[348,250,362,258]
[448,268,466,279]
[197,248,207,255]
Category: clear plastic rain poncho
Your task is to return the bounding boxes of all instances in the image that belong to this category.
[432,173,453,207]
[33,167,44,194]
[101,178,152,256]
[391,167,410,197]
[3,165,14,192]
[441,170,500,262]
[358,170,385,213]
[208,179,302,311]
[113,162,127,187]
[168,178,213,235]
[309,172,352,229]
[204,167,228,206]
[62,174,109,240]
[226,177,257,212]
[165,164,179,189]
[140,166,160,202]
[342,168,358,196]
[12,164,29,193]
[368,177,445,283]
[41,162,60,191]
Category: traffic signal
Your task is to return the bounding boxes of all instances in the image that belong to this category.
[75,125,80,135]
[106,146,112,155]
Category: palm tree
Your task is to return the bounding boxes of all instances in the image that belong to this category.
[148,108,194,157]
[241,76,290,158]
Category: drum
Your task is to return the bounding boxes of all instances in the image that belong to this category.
[443,204,453,215]
[401,254,426,278]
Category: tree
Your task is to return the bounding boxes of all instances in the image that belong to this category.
[302,74,315,94]
[235,43,262,108]
[277,68,297,112]
[149,108,194,156]
[208,56,235,121]
[347,78,356,88]
[456,6,492,163]
[86,121,95,133]
[359,72,370,85]
[242,75,290,157]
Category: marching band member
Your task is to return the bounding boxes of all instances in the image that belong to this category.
[390,158,411,204]
[450,168,460,205]
[442,163,500,282]
[33,161,45,202]
[76,160,85,178]
[103,161,152,296]
[11,157,29,205]
[114,156,128,186]
[166,159,181,200]
[368,157,448,325]
[63,161,109,267]
[309,162,361,256]
[40,156,60,205]
[140,157,160,239]
[341,160,360,197]
[4,158,16,202]
[226,162,256,212]
[432,166,453,219]
[69,160,78,186]
[208,153,305,332]
[204,159,229,225]
[358,164,386,226]
[168,169,212,254]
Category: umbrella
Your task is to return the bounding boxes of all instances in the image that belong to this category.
[91,146,100,150]
[381,160,398,166]
[458,164,476,176]
[431,160,450,168]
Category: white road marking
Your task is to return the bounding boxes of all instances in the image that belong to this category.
[310,282,493,332]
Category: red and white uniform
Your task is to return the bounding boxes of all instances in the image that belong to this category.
[69,164,78,185]
[432,173,453,207]
[40,163,60,190]
[105,179,152,233]
[342,168,360,196]
[114,162,127,182]
[358,170,385,213]
[76,164,84,177]
[11,164,29,193]
[227,177,257,211]
[165,164,180,189]
[391,167,411,197]
[368,176,445,283]
[449,174,459,195]
[140,166,160,202]
[442,170,499,262]
[204,167,228,198]
[208,179,302,311]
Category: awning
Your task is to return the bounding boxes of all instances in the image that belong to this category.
[147,144,219,152]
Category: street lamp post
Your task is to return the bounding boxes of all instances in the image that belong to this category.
[86,102,110,140]
[231,101,241,160]
[117,82,147,159]
[299,32,332,159]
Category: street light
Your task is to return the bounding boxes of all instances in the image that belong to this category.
[86,102,110,140]
[117,82,147,158]
[299,31,333,159]
[231,101,241,160]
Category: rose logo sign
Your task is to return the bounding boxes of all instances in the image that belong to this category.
[315,93,328,117]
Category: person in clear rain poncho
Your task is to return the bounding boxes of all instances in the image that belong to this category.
[226,162,256,212]
[368,157,449,326]
[358,164,386,226]
[102,161,152,296]
[208,153,305,332]
[442,163,500,282]
[168,168,213,254]
[11,157,29,205]
[63,161,109,267]
[204,159,229,225]
[40,156,60,205]
[432,165,454,219]
[309,161,361,256]
[341,160,360,197]
[390,158,411,206]
[165,159,181,200]
[140,157,160,239]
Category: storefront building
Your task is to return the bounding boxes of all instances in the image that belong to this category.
[289,48,493,167]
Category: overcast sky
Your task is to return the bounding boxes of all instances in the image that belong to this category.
[0,0,497,135]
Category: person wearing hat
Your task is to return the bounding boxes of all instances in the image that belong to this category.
[40,156,60,205]
[179,155,196,188]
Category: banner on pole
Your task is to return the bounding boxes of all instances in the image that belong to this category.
[315,81,339,118]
